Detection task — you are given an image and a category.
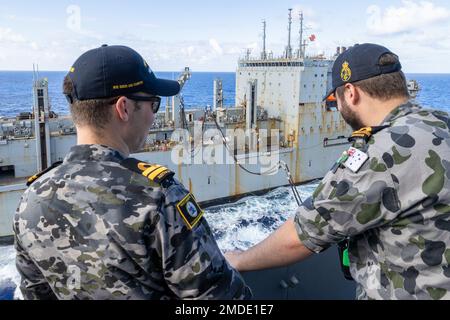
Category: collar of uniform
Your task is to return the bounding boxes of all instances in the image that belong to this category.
[64,144,127,163]
[379,101,418,126]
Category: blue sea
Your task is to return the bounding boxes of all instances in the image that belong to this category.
[0,72,449,116]
[0,71,237,117]
[0,72,450,300]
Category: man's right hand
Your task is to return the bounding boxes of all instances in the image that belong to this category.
[220,218,314,272]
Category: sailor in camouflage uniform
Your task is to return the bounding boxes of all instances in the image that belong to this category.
[14,45,251,300]
[225,43,450,300]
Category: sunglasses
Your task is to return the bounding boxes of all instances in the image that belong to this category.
[126,95,161,113]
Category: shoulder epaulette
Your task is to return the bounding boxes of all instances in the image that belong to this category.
[350,127,372,140]
[26,161,63,187]
[120,158,175,185]
[348,125,390,143]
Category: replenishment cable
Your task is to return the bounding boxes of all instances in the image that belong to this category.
[212,116,303,206]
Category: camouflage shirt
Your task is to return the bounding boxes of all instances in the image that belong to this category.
[14,144,251,300]
[295,102,450,300]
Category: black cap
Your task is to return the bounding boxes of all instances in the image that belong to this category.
[323,43,402,101]
[67,45,181,101]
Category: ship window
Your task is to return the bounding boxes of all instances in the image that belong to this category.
[304,84,307,88]
[315,74,318,77]
[38,97,44,107]
[0,165,15,180]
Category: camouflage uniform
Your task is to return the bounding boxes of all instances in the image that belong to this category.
[295,102,450,300]
[14,144,251,300]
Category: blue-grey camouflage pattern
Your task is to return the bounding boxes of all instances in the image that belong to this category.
[14,144,251,300]
[294,102,450,300]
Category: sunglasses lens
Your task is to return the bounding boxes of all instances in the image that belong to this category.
[152,98,161,113]
[126,95,161,113]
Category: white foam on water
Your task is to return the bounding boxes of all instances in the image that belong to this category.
[0,182,319,299]
[205,182,319,252]
[0,245,22,300]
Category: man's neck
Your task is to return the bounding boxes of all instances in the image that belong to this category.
[76,127,130,157]
[363,96,409,127]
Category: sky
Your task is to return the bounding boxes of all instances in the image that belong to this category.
[0,0,450,72]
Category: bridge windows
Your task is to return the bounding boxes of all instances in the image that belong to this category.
[239,61,305,68]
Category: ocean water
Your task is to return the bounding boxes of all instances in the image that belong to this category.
[0,71,236,117]
[0,72,449,299]
[0,72,449,116]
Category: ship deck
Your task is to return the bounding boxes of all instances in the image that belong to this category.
[0,177,27,187]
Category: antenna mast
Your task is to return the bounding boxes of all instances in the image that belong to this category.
[299,12,304,58]
[261,20,267,60]
[285,8,293,59]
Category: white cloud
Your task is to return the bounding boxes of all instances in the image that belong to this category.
[292,5,316,18]
[181,45,196,57]
[246,42,258,51]
[0,28,106,70]
[292,5,321,33]
[209,38,223,55]
[0,27,26,43]
[367,1,450,35]
[2,14,49,23]
[225,46,241,55]
[29,41,39,50]
[75,28,103,40]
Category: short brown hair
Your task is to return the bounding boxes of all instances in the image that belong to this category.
[336,53,410,101]
[63,75,117,128]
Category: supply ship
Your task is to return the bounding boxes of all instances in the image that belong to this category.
[0,10,420,300]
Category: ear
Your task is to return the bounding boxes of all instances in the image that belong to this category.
[114,97,130,122]
[345,83,360,106]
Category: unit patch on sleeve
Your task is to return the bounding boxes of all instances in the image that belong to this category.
[343,147,369,173]
[176,193,204,230]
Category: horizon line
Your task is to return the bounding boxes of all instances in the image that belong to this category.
[0,70,238,73]
[1,70,450,75]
